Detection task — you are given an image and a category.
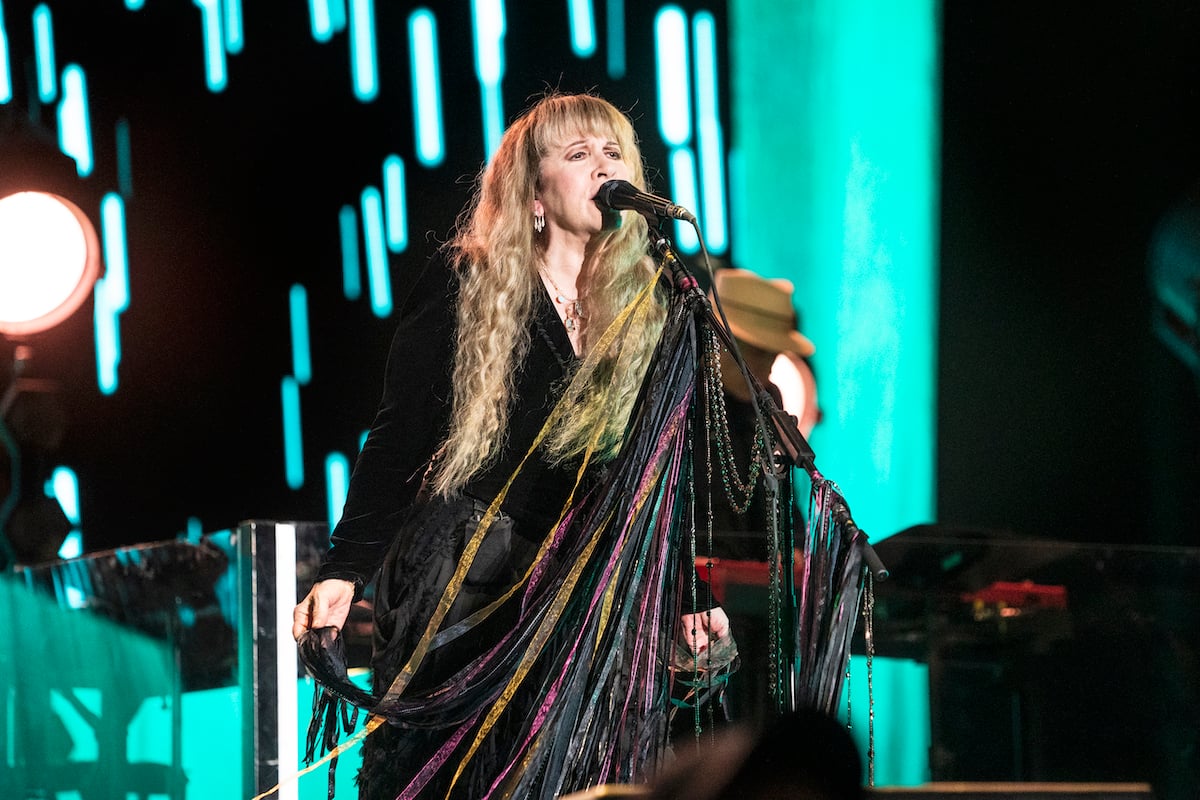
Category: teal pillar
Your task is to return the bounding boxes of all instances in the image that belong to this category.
[730,0,940,786]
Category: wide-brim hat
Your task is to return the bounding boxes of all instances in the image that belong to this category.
[711,268,815,357]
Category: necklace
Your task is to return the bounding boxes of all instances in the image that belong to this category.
[540,268,587,333]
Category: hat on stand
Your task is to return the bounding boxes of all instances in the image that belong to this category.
[711,268,815,357]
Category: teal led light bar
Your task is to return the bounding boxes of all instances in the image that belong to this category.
[691,12,727,254]
[654,6,689,147]
[472,0,506,160]
[46,466,81,558]
[32,4,55,102]
[95,193,130,395]
[289,284,312,386]
[57,65,93,176]
[115,118,133,197]
[281,377,304,490]
[568,0,596,58]
[339,204,362,301]
[324,452,350,529]
[383,155,408,252]
[349,0,378,101]
[308,0,335,42]
[361,186,391,317]
[194,0,227,92]
[606,0,625,79]
[0,2,12,103]
[408,9,444,167]
[667,147,699,253]
[654,6,708,255]
[223,0,243,54]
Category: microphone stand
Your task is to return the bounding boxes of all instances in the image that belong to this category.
[646,225,888,712]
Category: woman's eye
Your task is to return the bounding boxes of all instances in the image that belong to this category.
[606,150,622,159]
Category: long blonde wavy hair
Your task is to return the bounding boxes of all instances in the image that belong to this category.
[429,93,666,497]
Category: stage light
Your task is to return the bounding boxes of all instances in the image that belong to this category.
[0,190,102,337]
[0,129,103,566]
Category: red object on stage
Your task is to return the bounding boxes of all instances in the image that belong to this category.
[695,555,805,606]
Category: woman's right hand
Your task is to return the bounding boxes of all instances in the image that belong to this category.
[292,578,356,640]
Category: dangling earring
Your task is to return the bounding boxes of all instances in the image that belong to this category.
[534,212,545,234]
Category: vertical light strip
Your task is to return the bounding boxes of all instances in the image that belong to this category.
[308,0,334,42]
[100,193,130,312]
[57,65,93,177]
[328,0,347,33]
[480,84,503,161]
[654,6,690,147]
[46,467,82,558]
[568,0,596,58]
[115,119,134,197]
[606,0,625,79]
[667,146,700,253]
[223,0,244,54]
[408,9,444,167]
[95,194,129,393]
[47,466,80,524]
[324,452,350,529]
[32,4,55,102]
[0,2,12,104]
[472,0,506,160]
[692,12,728,254]
[94,278,122,395]
[338,204,362,300]
[348,0,378,102]
[382,155,408,252]
[361,187,392,317]
[289,284,312,386]
[273,523,299,800]
[193,0,228,92]
[281,377,304,489]
[46,470,82,556]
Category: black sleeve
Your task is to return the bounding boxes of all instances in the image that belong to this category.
[316,256,457,595]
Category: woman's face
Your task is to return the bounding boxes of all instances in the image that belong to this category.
[534,132,631,242]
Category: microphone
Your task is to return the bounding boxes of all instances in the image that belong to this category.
[594,179,696,223]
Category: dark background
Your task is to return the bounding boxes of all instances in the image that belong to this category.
[938,1,1200,546]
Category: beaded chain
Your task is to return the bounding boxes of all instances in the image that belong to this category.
[687,397,720,741]
[764,474,784,711]
[699,325,794,711]
[863,572,877,786]
[700,328,771,514]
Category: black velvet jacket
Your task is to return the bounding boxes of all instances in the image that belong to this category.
[316,255,596,595]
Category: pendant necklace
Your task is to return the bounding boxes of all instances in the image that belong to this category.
[540,268,587,333]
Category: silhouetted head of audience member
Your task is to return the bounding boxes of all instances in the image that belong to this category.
[651,709,864,800]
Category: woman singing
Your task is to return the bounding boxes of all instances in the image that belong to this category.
[292,92,730,799]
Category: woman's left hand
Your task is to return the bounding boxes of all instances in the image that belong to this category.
[679,606,731,654]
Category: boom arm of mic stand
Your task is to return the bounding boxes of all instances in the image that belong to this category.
[648,228,889,582]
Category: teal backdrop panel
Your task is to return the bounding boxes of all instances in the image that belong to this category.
[730,0,940,786]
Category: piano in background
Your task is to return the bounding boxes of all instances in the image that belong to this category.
[868,525,1200,800]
